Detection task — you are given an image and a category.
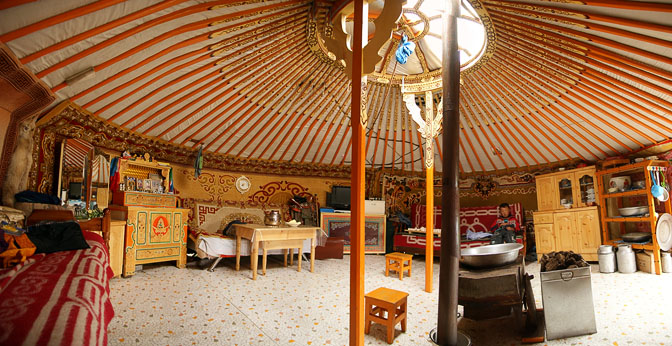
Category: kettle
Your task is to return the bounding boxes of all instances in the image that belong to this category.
[264,210,281,226]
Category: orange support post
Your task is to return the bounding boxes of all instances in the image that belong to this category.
[350,0,367,345]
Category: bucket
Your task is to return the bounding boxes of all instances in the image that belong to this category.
[662,251,672,273]
[616,244,636,273]
[597,245,617,273]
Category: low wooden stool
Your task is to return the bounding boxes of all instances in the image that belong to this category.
[365,287,408,344]
[385,252,413,280]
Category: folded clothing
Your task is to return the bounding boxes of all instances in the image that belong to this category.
[27,221,89,254]
[14,190,61,205]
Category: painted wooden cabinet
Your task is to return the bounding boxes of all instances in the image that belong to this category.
[534,166,601,261]
[110,205,188,277]
[110,156,186,277]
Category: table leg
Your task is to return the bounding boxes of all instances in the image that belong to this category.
[297,245,302,272]
[262,246,267,276]
[310,237,315,273]
[399,261,403,281]
[401,300,407,332]
[235,235,241,271]
[251,240,259,280]
[385,258,389,277]
[283,249,288,267]
[290,248,294,266]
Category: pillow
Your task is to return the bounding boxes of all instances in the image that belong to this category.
[27,221,90,254]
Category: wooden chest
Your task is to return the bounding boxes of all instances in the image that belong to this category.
[110,206,188,277]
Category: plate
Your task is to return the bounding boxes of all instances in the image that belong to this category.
[235,176,250,193]
[657,213,672,251]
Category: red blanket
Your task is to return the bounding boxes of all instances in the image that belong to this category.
[0,231,114,346]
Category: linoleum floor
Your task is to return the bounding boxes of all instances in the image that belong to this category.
[107,255,672,346]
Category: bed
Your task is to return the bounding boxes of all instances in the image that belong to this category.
[393,203,526,255]
[0,209,114,346]
[185,201,326,271]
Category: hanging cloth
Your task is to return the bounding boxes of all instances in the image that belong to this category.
[169,168,174,193]
[395,34,416,64]
[194,145,203,178]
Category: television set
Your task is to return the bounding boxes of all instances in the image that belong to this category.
[330,186,351,210]
[68,182,82,200]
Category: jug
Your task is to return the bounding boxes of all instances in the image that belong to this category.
[264,210,281,226]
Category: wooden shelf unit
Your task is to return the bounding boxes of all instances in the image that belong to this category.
[596,160,671,275]
[533,166,602,261]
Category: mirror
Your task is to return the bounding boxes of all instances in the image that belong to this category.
[57,139,110,214]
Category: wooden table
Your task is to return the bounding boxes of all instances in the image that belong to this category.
[233,224,320,280]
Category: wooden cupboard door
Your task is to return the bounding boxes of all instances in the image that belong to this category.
[575,209,601,254]
[554,212,575,251]
[535,223,555,254]
[574,168,597,208]
[554,173,575,209]
[536,176,556,211]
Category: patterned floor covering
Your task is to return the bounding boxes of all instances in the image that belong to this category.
[108,255,672,346]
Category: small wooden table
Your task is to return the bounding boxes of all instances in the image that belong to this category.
[365,287,408,344]
[233,224,320,280]
[385,252,413,280]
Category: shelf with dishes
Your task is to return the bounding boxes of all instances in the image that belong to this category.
[596,160,672,275]
[603,238,655,251]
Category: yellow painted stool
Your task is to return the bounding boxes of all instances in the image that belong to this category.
[385,252,413,280]
[365,287,408,344]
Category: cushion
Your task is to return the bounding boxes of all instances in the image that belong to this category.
[27,221,89,254]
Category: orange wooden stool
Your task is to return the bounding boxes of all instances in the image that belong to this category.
[364,287,408,344]
[385,252,413,280]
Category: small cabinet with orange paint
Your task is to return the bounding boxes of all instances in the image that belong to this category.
[110,205,188,277]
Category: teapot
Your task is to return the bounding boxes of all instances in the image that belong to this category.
[264,210,281,226]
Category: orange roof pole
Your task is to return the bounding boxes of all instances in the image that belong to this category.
[350,1,367,345]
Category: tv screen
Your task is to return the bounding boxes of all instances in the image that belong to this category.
[68,182,82,200]
[331,186,351,210]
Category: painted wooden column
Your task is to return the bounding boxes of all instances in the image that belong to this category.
[349,0,367,345]
[437,0,461,344]
[425,161,434,292]
[424,90,435,293]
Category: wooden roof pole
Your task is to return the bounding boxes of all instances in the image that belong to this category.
[495,42,666,143]
[278,75,347,161]
[350,1,367,344]
[437,0,461,343]
[491,53,617,156]
[495,30,664,144]
[470,73,548,164]
[77,11,307,104]
[459,104,493,171]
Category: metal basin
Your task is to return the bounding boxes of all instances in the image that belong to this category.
[460,243,523,268]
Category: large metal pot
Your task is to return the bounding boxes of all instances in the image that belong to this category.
[264,210,281,226]
[460,243,523,268]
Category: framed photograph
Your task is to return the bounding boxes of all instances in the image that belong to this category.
[127,178,136,191]
[320,212,385,254]
[144,179,152,192]
[136,178,143,191]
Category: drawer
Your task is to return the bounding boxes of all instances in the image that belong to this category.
[534,212,554,224]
